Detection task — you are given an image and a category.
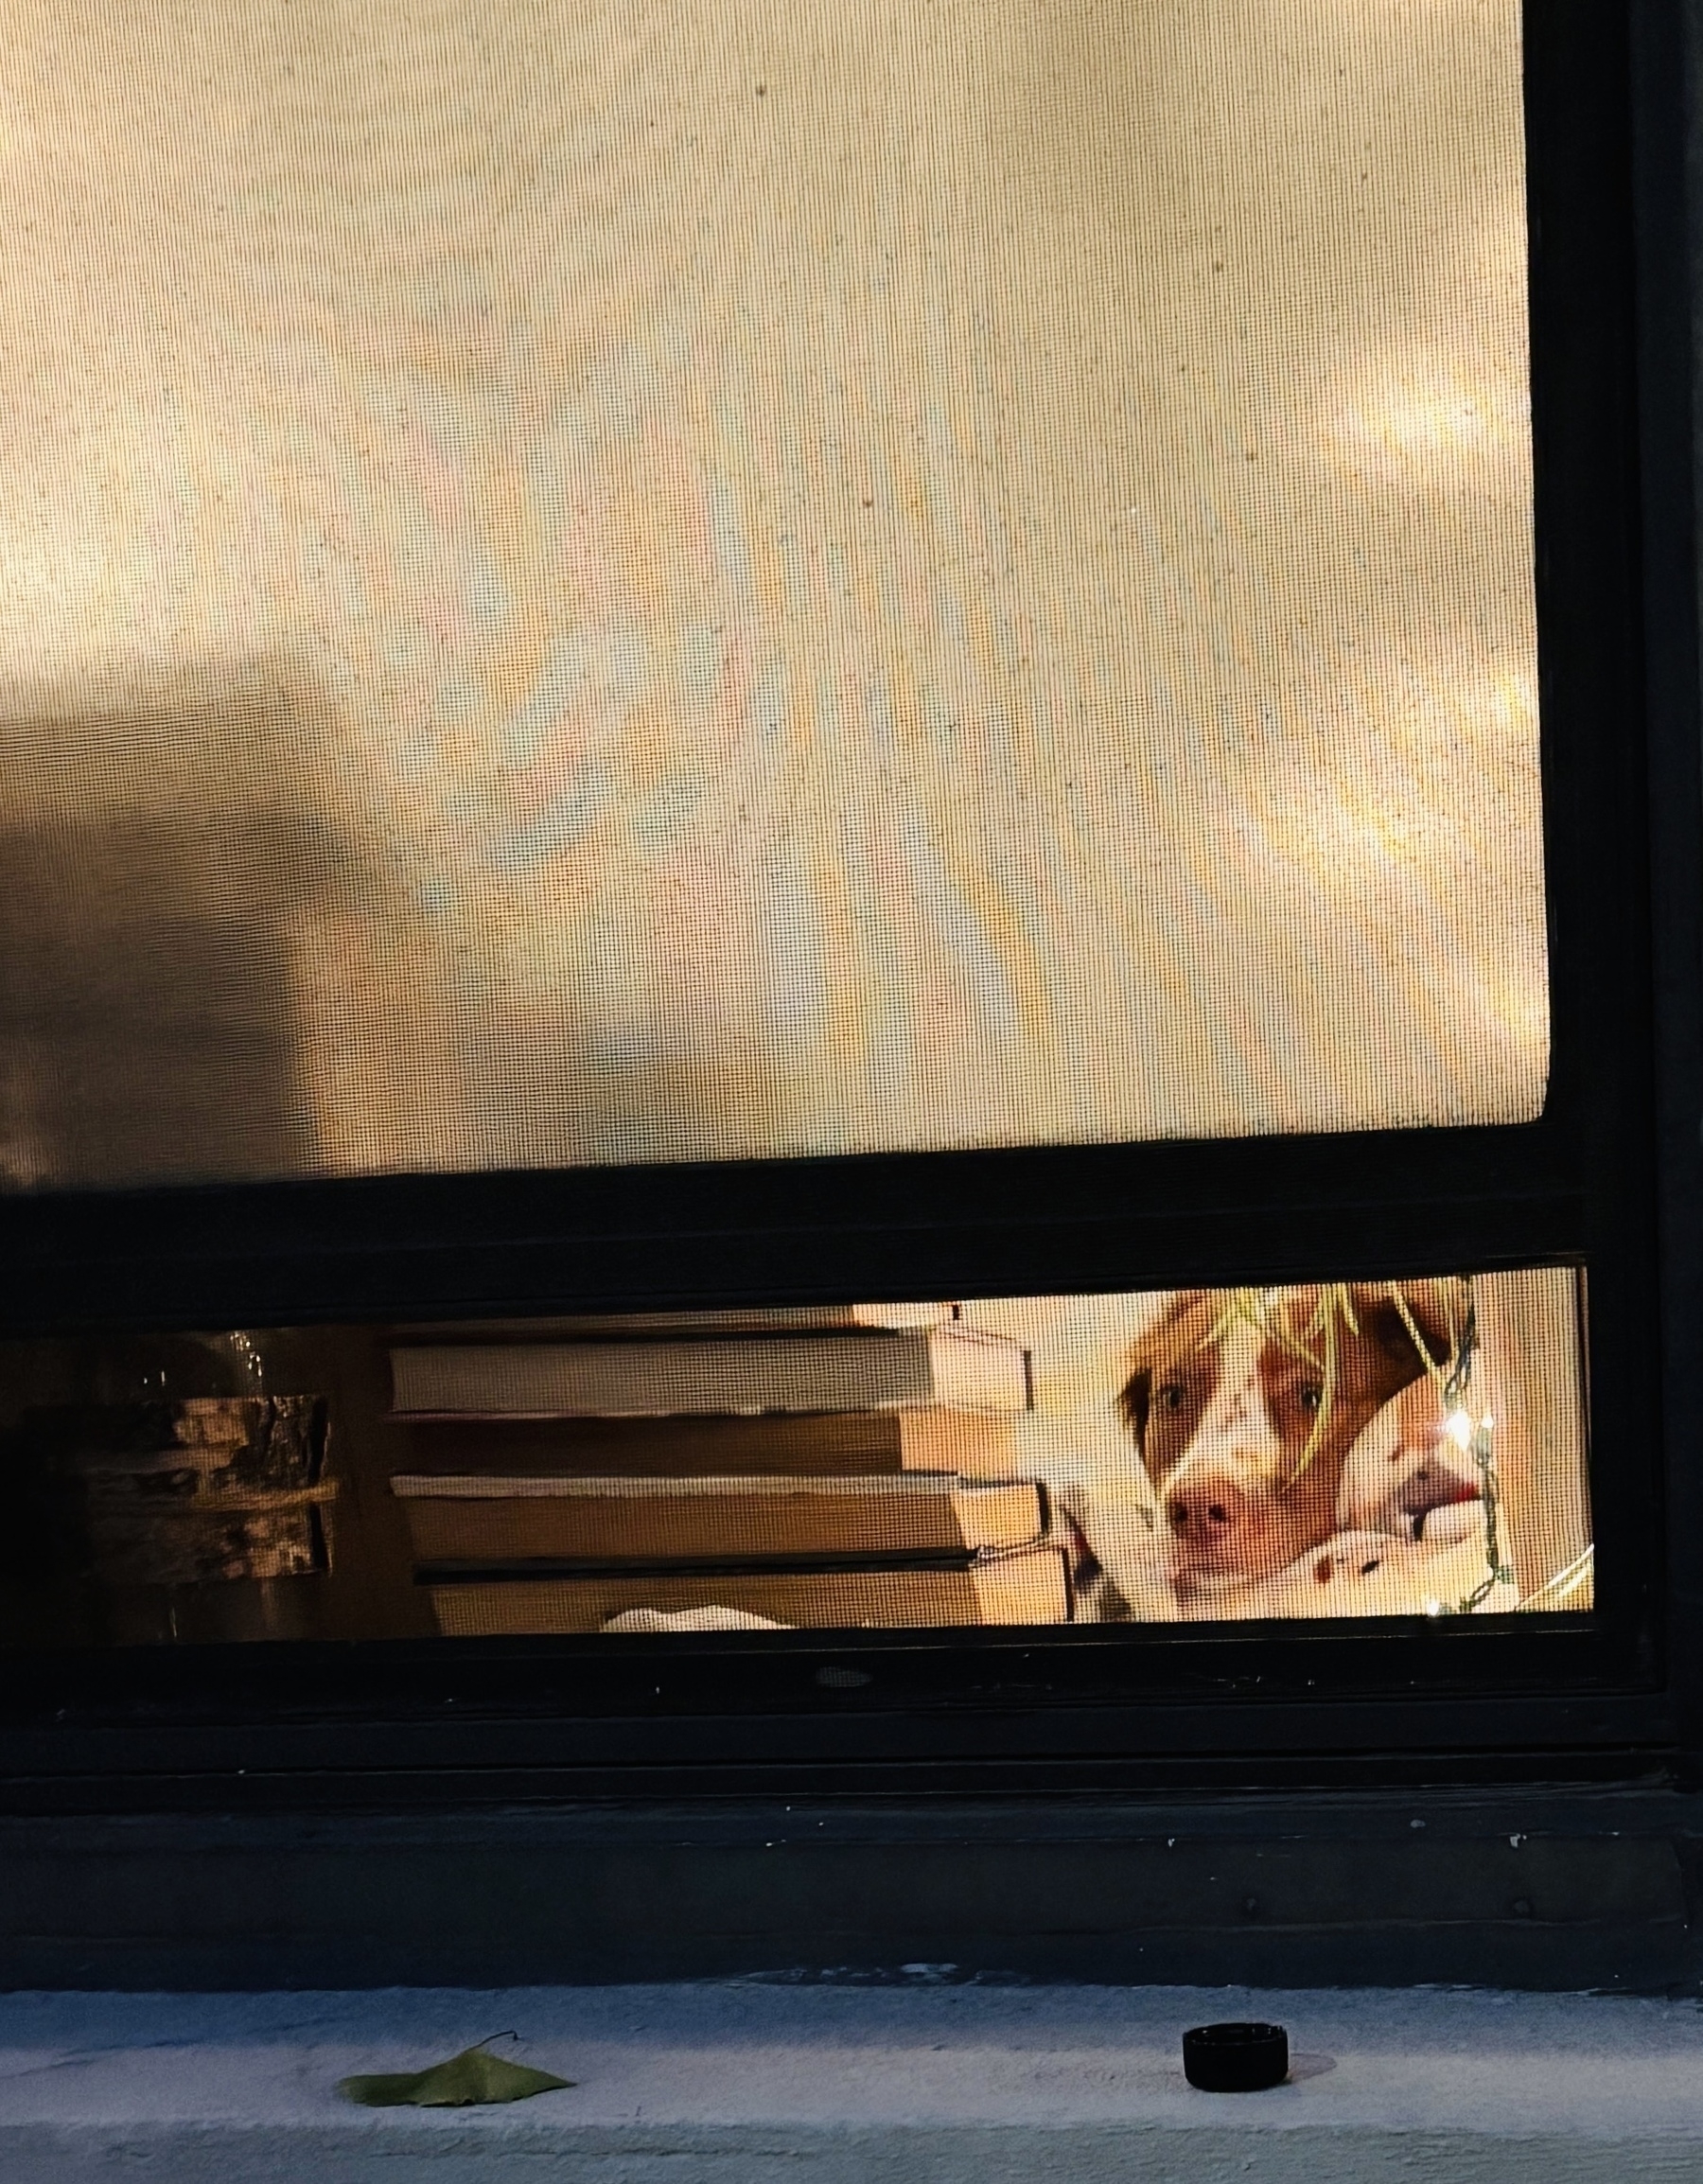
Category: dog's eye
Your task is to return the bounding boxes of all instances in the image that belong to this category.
[1156,1383,1186,1412]
[1299,1385,1324,1413]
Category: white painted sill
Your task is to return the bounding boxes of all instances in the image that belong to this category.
[2,1980,1702,2181]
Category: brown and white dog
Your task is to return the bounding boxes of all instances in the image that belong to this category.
[1335,1373,1484,1548]
[1109,1280,1466,1614]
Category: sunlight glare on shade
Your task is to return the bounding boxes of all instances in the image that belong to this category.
[0,0,1544,1190]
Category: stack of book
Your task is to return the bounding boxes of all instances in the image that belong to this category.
[386,1305,1069,1632]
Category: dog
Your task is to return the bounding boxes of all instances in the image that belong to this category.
[1251,1524,1515,1618]
[1335,1372,1484,1547]
[1105,1280,1467,1615]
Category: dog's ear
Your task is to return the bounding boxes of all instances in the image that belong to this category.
[1351,1278,1468,1392]
[1353,1278,1466,1368]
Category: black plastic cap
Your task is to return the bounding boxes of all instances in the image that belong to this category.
[1183,2020,1290,2092]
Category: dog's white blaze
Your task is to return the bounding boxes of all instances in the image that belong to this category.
[1190,1318,1286,1472]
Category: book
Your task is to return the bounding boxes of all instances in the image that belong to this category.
[390,1471,1048,1565]
[392,1304,955,1338]
[388,1326,1030,1419]
[385,1407,1024,1479]
[426,1544,1071,1633]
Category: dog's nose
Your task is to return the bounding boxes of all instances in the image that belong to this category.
[1168,1475,1250,1541]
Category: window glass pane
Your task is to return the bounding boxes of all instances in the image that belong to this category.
[0,1,1540,1189]
[0,1271,1590,1644]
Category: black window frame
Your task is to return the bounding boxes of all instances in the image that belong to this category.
[0,0,1694,1814]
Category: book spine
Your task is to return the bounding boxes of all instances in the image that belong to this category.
[388,1330,1030,1419]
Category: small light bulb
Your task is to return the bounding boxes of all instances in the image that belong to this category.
[1445,1408,1474,1450]
[1424,1597,1444,1617]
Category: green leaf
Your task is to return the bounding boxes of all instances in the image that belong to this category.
[340,2045,575,2107]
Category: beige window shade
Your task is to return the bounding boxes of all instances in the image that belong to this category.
[0,0,1542,1190]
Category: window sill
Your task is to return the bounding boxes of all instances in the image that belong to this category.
[4,1980,1703,2183]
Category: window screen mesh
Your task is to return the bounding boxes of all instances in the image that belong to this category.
[0,0,1541,1190]
[0,1271,1590,1643]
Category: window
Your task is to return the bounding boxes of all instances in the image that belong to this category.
[0,1274,1591,1650]
[0,3,1685,1799]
